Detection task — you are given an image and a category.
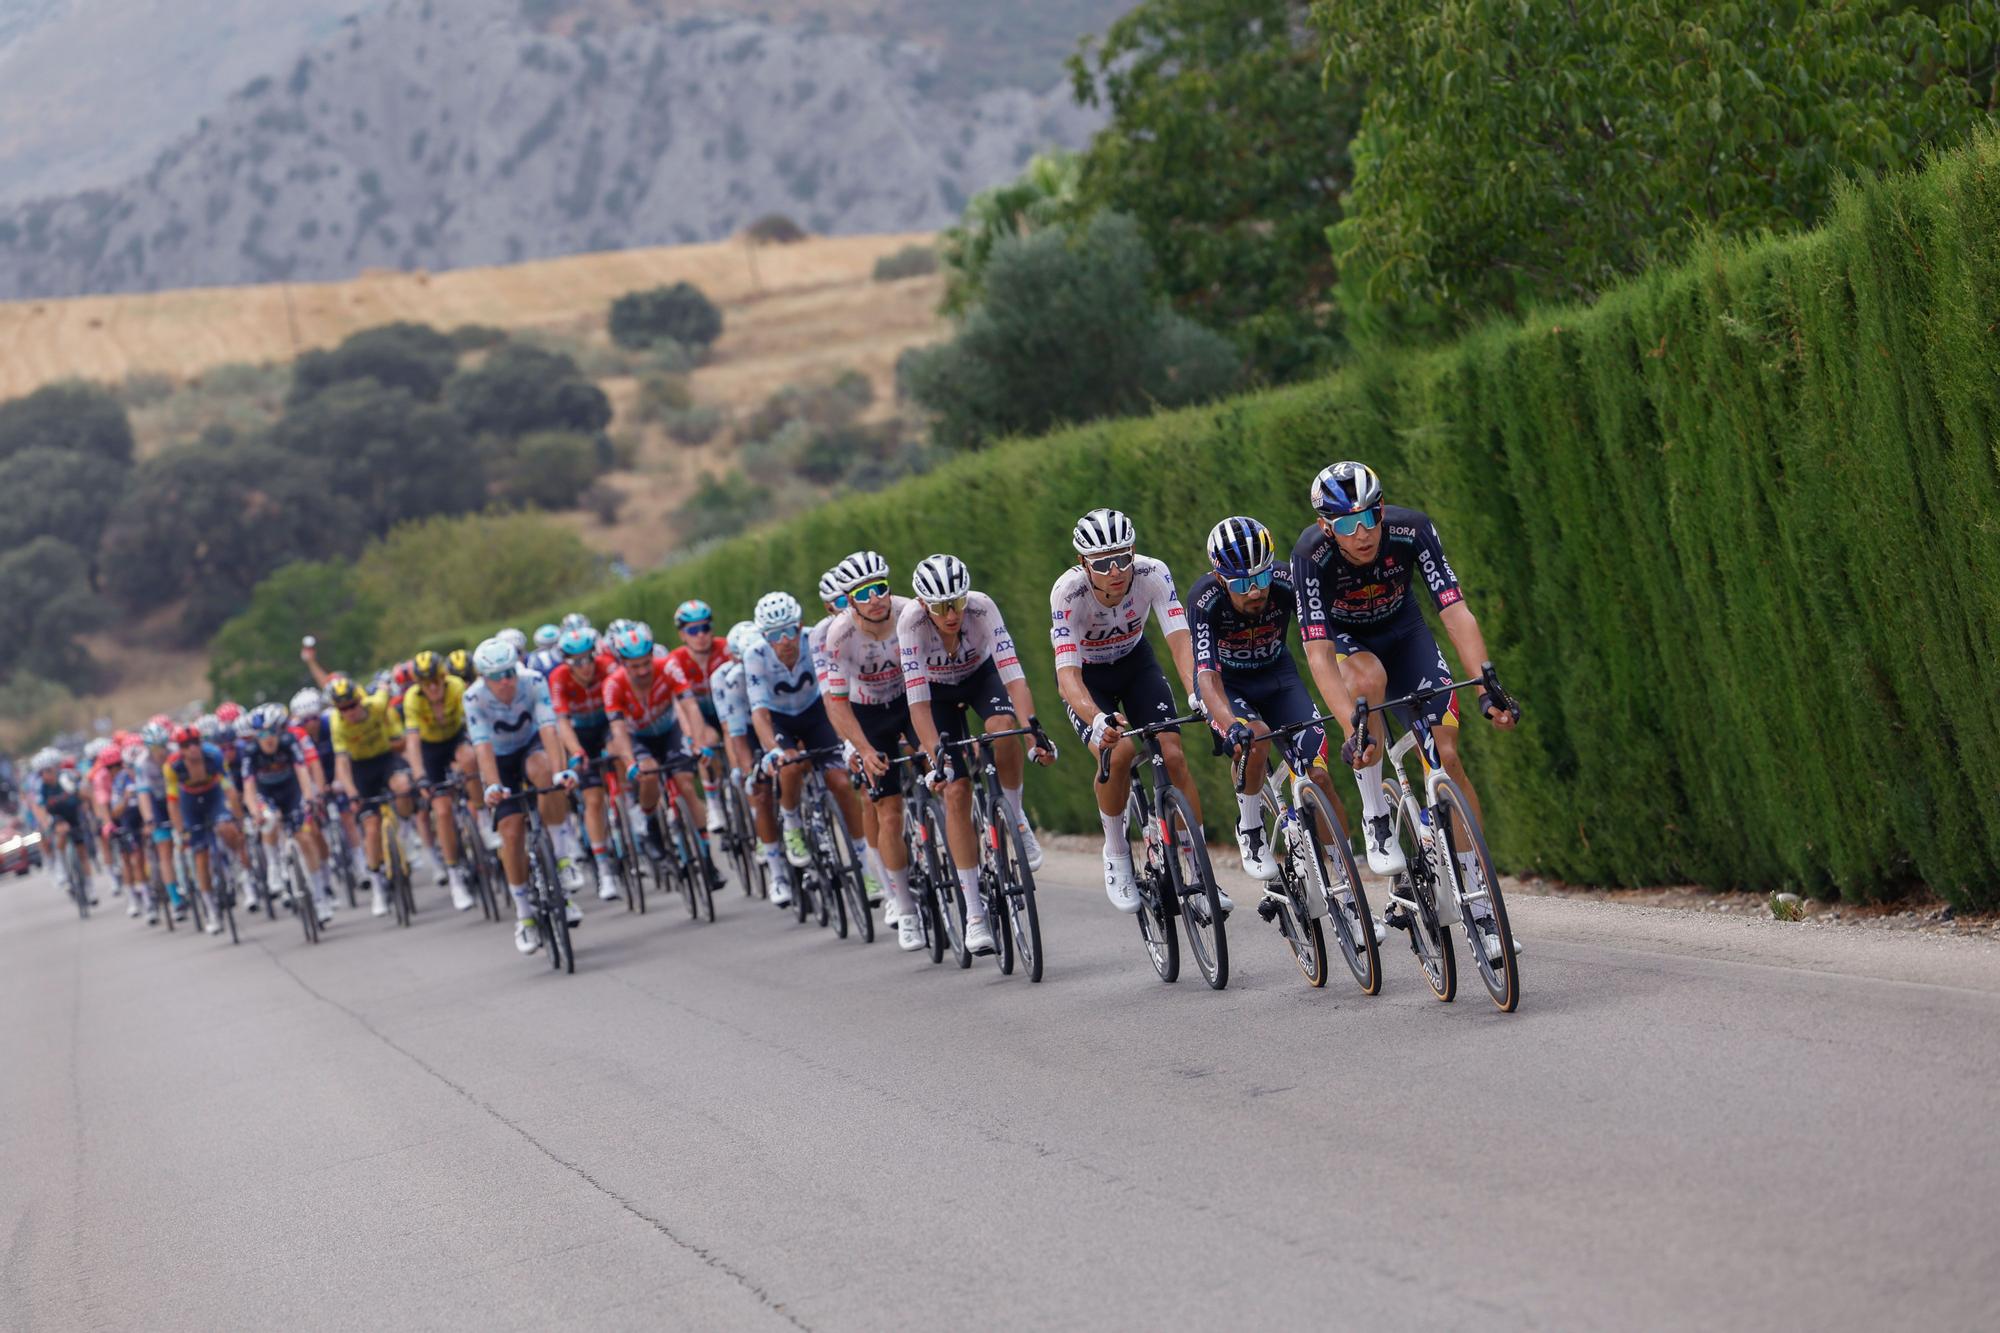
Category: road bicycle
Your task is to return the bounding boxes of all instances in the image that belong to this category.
[585,758,650,915]
[775,748,870,942]
[646,765,720,923]
[57,826,91,919]
[358,791,418,928]
[716,763,768,902]
[513,783,577,974]
[1230,718,1378,993]
[425,774,503,921]
[314,791,361,910]
[1352,662,1522,1011]
[941,719,1054,982]
[891,752,952,963]
[267,806,324,946]
[1096,711,1229,989]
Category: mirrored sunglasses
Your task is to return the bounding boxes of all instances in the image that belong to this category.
[1330,507,1381,537]
[1086,551,1136,575]
[1226,568,1275,595]
[850,581,892,604]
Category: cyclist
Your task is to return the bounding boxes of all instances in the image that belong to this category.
[527,624,564,678]
[821,550,932,948]
[746,592,863,912]
[901,554,1056,954]
[548,624,623,902]
[169,723,249,933]
[813,568,887,909]
[240,703,335,925]
[84,738,126,899]
[662,599,733,834]
[465,637,580,956]
[110,744,154,923]
[605,622,712,867]
[715,620,786,899]
[327,674,418,918]
[401,649,479,911]
[30,750,94,905]
[498,627,530,659]
[1191,517,1377,932]
[1050,507,1206,913]
[1292,461,1518,960]
[132,724,186,919]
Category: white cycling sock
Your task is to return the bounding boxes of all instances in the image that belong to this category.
[1100,809,1129,860]
[1236,791,1265,831]
[1001,784,1026,825]
[510,883,533,920]
[1357,758,1389,820]
[553,822,580,863]
[885,864,915,915]
[957,867,984,923]
[780,805,801,831]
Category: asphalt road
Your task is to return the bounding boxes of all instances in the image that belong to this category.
[5,850,1998,1331]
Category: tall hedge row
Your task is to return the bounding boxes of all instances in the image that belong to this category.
[463,134,2000,908]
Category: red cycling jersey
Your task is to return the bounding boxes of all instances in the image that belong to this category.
[603,651,681,735]
[548,658,613,724]
[663,644,733,699]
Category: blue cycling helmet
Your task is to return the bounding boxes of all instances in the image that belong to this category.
[674,599,713,628]
[533,623,561,650]
[1310,461,1383,518]
[1206,516,1275,580]
[612,624,656,660]
[559,625,599,657]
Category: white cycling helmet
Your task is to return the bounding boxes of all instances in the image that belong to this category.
[1072,507,1136,556]
[817,569,843,606]
[83,737,110,763]
[725,620,762,659]
[560,612,592,634]
[911,553,970,604]
[122,743,148,769]
[473,637,519,678]
[140,722,171,747]
[497,627,529,654]
[753,591,803,634]
[30,748,56,773]
[830,550,891,594]
[289,687,324,718]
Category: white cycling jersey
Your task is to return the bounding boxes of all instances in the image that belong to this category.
[897,592,1024,705]
[743,639,820,718]
[1048,556,1187,669]
[808,615,837,688]
[465,670,556,757]
[821,599,910,706]
[713,660,751,738]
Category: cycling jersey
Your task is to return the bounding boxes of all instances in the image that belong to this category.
[292,717,336,782]
[167,743,231,795]
[465,671,557,756]
[1049,557,1186,668]
[402,676,467,744]
[743,639,820,717]
[239,734,316,790]
[808,616,837,687]
[88,757,120,809]
[896,592,1024,705]
[603,653,682,737]
[663,644,732,700]
[330,687,401,761]
[821,601,910,705]
[131,749,170,816]
[1188,569,1301,676]
[526,647,564,678]
[713,660,752,738]
[547,661,611,729]
[1292,505,1462,640]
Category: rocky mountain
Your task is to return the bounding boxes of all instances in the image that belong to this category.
[0,1,1106,299]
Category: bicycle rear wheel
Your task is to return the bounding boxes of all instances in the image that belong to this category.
[908,813,946,964]
[290,846,319,944]
[1126,794,1178,984]
[822,796,871,945]
[533,834,573,973]
[670,788,717,923]
[1300,784,1376,995]
[1434,777,1517,1012]
[1162,789,1227,991]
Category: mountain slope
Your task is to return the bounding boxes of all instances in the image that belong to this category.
[0,2,1101,299]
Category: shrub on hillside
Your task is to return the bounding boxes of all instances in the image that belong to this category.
[272,378,481,533]
[582,481,626,526]
[744,213,808,244]
[0,447,114,566]
[208,561,384,703]
[114,371,177,408]
[872,245,938,281]
[354,510,606,653]
[635,372,693,422]
[445,343,612,439]
[0,536,105,687]
[0,381,135,467]
[491,431,602,509]
[448,323,510,351]
[608,282,723,351]
[287,321,458,406]
[676,470,769,543]
[742,370,871,442]
[662,405,725,447]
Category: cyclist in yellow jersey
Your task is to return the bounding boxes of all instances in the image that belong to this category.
[326,675,416,917]
[403,650,480,910]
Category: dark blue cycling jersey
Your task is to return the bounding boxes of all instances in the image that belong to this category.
[1292,504,1462,643]
[1188,569,1299,676]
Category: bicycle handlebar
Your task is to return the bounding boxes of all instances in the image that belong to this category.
[1094,711,1205,785]
[1349,661,1521,740]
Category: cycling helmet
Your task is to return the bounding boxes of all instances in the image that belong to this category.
[817,569,843,606]
[214,701,243,725]
[446,648,474,682]
[1072,507,1136,556]
[412,649,446,682]
[674,599,713,628]
[392,659,417,688]
[196,714,223,742]
[100,742,124,766]
[248,703,285,733]
[472,637,519,679]
[29,748,55,773]
[1206,516,1275,579]
[498,627,529,654]
[911,554,971,604]
[83,738,109,763]
[606,617,635,640]
[147,712,173,732]
[831,550,891,594]
[559,625,599,657]
[234,714,257,739]
[1310,461,1383,518]
[122,743,147,769]
[611,624,655,660]
[533,623,561,650]
[289,687,324,718]
[725,620,761,659]
[753,591,802,633]
[560,612,592,634]
[172,724,202,746]
[140,721,171,747]
[326,677,363,710]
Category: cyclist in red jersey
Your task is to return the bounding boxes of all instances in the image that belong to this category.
[548,625,622,901]
[663,599,732,833]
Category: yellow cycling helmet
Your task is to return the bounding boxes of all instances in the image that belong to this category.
[446,648,475,682]
[326,675,364,710]
[412,649,447,682]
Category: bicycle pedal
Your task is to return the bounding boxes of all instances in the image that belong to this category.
[1255,898,1280,922]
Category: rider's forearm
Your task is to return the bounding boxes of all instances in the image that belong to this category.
[1196,670,1234,728]
[911,709,943,760]
[1054,666,1099,727]
[823,695,865,751]
[1004,678,1036,726]
[1439,603,1489,680]
[557,720,582,763]
[1304,641,1359,729]
[752,709,780,754]
[336,756,355,793]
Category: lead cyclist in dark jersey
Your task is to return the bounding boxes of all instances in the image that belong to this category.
[1291,462,1519,954]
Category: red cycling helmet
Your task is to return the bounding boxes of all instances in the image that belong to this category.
[172,724,202,746]
[393,659,417,688]
[214,701,243,725]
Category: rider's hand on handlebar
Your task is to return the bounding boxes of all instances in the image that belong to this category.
[484,783,507,809]
[860,747,890,780]
[554,767,578,790]
[1085,712,1122,750]
[1225,721,1257,755]
[1340,728,1380,769]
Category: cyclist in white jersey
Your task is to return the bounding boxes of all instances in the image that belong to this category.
[1050,507,1207,913]
[901,553,1056,954]
[715,621,786,896]
[822,550,933,950]
[808,567,887,905]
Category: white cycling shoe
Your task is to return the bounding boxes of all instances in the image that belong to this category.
[897,913,925,951]
[769,871,793,908]
[450,875,474,912]
[596,871,621,902]
[1363,814,1407,876]
[964,915,996,956]
[514,920,541,955]
[1104,854,1140,913]
[564,897,584,928]
[1235,825,1279,882]
[369,882,390,918]
[1016,818,1044,871]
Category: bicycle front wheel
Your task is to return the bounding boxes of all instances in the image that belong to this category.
[1386,783,1455,1002]
[821,795,872,944]
[1434,777,1517,1012]
[925,800,969,968]
[1300,784,1376,995]
[1127,794,1178,983]
[1162,789,1227,991]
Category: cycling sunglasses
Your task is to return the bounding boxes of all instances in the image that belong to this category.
[924,595,969,615]
[830,594,850,610]
[1086,551,1135,575]
[681,621,713,636]
[1226,568,1275,595]
[849,580,892,604]
[1328,506,1381,538]
[762,624,802,642]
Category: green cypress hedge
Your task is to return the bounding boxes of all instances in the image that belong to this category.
[450,133,2000,908]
